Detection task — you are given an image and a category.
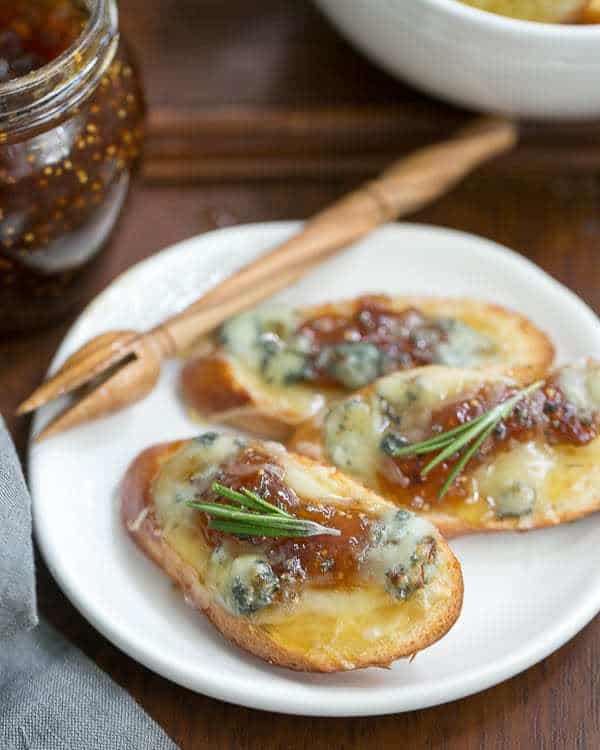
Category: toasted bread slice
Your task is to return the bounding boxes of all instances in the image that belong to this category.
[121,433,463,672]
[581,0,600,22]
[290,360,600,538]
[459,0,586,22]
[181,295,553,440]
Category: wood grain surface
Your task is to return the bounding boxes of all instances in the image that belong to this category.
[137,0,600,182]
[1,1,600,747]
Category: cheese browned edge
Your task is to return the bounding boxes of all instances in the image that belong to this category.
[121,439,463,672]
[180,296,554,440]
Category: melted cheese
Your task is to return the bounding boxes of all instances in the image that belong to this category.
[317,364,600,530]
[376,367,510,440]
[153,434,242,534]
[434,319,496,367]
[150,435,448,640]
[558,360,600,420]
[324,397,381,479]
[364,510,437,589]
[473,441,554,523]
[219,305,325,422]
[207,544,278,616]
[228,355,325,423]
[255,551,454,666]
[220,304,300,372]
[324,367,513,482]
[545,440,600,515]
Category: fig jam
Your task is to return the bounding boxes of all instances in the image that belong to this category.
[199,448,373,590]
[381,378,600,510]
[297,296,457,387]
[0,1,87,81]
[0,0,144,334]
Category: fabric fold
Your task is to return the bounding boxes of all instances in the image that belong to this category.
[1,620,177,750]
[0,416,37,640]
[0,417,178,749]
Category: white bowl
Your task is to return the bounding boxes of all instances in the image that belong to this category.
[315,0,600,120]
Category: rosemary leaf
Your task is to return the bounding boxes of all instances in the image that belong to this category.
[385,414,489,457]
[421,406,503,476]
[438,419,498,498]
[240,487,291,517]
[209,518,339,538]
[187,502,300,527]
[382,379,544,498]
[210,483,264,512]
[186,483,340,538]
[211,482,291,517]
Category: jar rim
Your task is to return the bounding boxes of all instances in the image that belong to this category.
[0,0,119,135]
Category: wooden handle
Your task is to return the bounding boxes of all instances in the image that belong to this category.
[153,116,517,354]
[150,258,320,357]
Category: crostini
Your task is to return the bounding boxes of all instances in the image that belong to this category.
[581,0,600,22]
[290,360,600,537]
[121,432,463,672]
[180,295,553,440]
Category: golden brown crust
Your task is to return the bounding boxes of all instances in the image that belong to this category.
[181,295,554,439]
[181,354,252,415]
[426,492,600,539]
[121,440,463,672]
[580,0,600,22]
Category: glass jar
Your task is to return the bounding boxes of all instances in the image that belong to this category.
[0,0,144,334]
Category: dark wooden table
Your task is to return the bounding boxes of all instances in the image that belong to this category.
[2,1,600,747]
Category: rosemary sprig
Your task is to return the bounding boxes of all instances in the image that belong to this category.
[210,482,290,517]
[383,380,544,498]
[186,482,341,538]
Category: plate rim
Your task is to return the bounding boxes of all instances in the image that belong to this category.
[30,220,600,716]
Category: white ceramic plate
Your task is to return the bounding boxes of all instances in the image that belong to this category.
[30,222,600,716]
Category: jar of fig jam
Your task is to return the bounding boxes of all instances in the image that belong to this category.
[0,0,144,334]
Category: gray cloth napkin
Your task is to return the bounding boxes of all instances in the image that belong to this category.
[0,417,178,750]
[0,417,37,640]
